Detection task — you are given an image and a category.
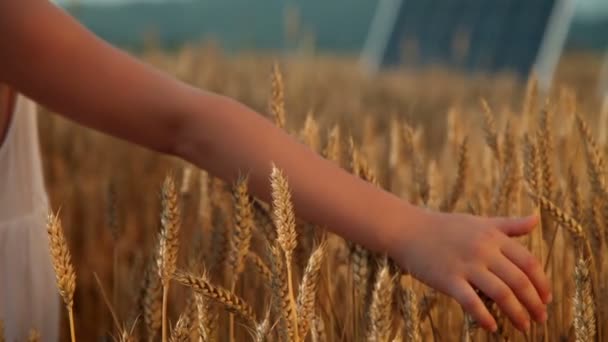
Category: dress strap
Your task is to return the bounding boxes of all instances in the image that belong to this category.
[0,87,16,149]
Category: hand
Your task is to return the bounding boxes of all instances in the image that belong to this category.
[390,210,551,332]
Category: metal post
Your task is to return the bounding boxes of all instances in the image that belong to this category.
[532,0,577,94]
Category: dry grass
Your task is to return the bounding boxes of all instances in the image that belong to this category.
[16,46,608,341]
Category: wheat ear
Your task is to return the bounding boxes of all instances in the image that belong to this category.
[228,174,254,285]
[47,211,77,342]
[173,270,257,328]
[573,256,596,342]
[400,287,422,342]
[367,261,394,342]
[527,189,596,273]
[269,165,299,341]
[270,165,297,264]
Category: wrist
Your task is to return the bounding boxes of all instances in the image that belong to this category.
[382,199,434,260]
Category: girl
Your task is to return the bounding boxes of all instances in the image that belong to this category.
[0,0,551,340]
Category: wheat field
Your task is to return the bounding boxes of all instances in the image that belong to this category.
[12,46,608,341]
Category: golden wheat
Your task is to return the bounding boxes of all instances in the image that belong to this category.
[46,212,76,342]
[37,49,608,342]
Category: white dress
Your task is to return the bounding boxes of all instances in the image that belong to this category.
[0,95,60,341]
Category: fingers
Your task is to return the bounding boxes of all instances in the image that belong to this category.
[489,253,547,323]
[492,214,539,237]
[501,241,552,304]
[450,279,497,332]
[469,269,530,331]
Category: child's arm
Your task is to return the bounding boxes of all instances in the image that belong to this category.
[0,0,550,332]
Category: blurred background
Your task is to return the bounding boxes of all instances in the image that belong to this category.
[50,0,608,98]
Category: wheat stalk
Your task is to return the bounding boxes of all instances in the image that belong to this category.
[400,287,422,342]
[247,251,273,285]
[523,75,539,118]
[297,239,327,339]
[441,136,468,212]
[270,61,286,129]
[47,211,77,342]
[460,314,475,342]
[140,255,162,340]
[480,98,501,162]
[502,123,520,216]
[300,110,321,153]
[169,310,191,342]
[351,242,371,329]
[538,105,555,201]
[254,310,271,342]
[179,165,193,196]
[116,319,138,342]
[268,243,299,341]
[523,134,541,196]
[156,175,182,342]
[227,174,254,342]
[253,199,277,243]
[311,314,326,342]
[27,330,40,342]
[323,124,342,165]
[194,292,212,342]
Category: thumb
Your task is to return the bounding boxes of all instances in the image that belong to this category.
[492,214,539,237]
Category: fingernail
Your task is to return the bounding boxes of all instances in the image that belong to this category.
[490,323,498,332]
[523,320,530,332]
[540,311,548,322]
[546,293,553,304]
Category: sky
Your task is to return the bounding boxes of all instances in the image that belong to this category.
[53,0,608,21]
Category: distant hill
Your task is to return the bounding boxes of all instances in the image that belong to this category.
[66,0,376,52]
[569,19,608,51]
[64,0,608,53]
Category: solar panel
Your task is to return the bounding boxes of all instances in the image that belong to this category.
[361,0,562,77]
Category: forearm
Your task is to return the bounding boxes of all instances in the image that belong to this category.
[0,0,427,254]
[176,90,427,253]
